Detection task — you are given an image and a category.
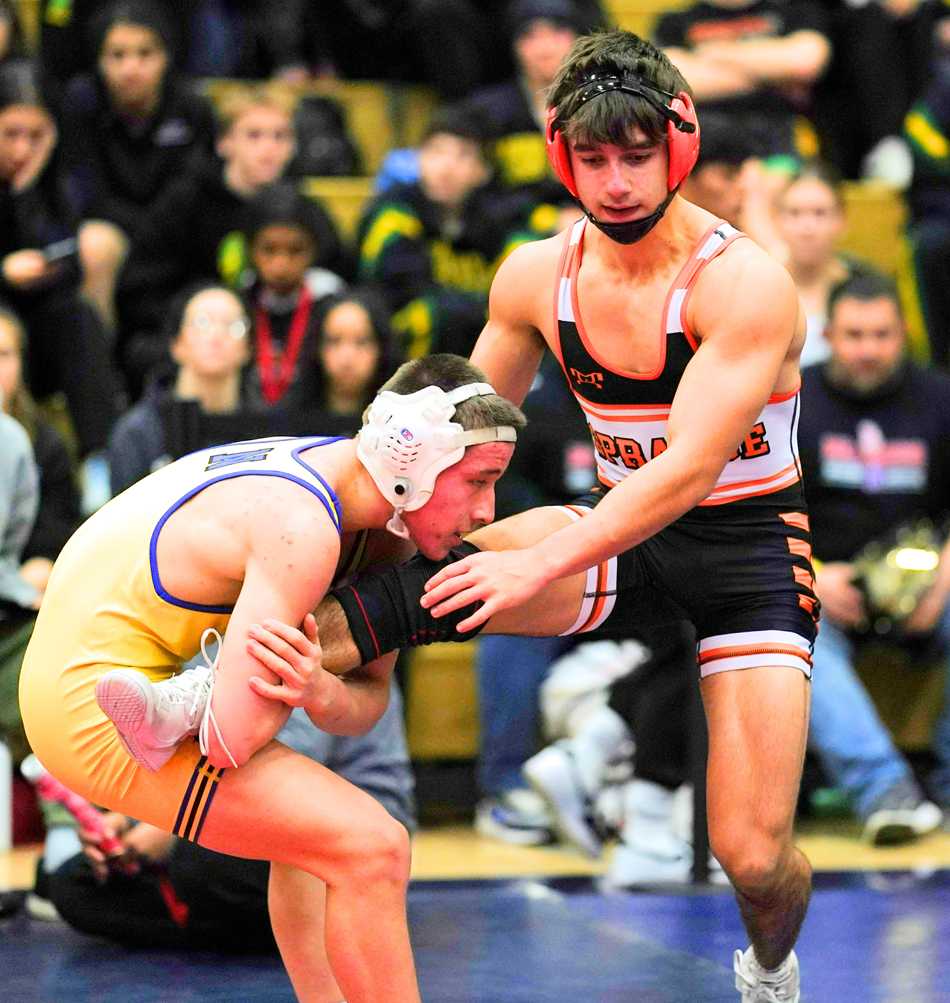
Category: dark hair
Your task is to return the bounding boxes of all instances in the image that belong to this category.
[506,0,581,43]
[379,354,527,434]
[422,103,491,156]
[694,112,754,169]
[243,181,333,250]
[0,59,45,112]
[90,0,176,60]
[784,159,845,207]
[548,30,691,148]
[828,269,901,321]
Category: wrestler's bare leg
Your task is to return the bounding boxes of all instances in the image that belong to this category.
[268,865,343,1003]
[120,742,420,1003]
[702,666,812,970]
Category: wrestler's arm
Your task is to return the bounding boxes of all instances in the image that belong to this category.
[469,240,551,405]
[203,492,341,768]
[422,242,802,629]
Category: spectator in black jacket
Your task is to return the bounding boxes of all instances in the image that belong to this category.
[799,269,950,842]
[465,0,584,218]
[0,62,120,456]
[357,105,545,359]
[58,2,216,330]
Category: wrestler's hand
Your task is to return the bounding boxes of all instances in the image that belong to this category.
[246,613,330,707]
[420,547,549,632]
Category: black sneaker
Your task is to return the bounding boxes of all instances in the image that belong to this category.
[862,778,943,846]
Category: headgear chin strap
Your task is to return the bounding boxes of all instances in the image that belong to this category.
[545,70,700,245]
[357,382,517,539]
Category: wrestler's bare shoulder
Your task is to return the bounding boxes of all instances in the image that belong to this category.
[693,233,799,319]
[489,230,565,325]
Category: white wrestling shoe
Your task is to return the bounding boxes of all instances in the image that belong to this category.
[96,629,224,771]
[733,946,800,1002]
[96,665,212,771]
[523,742,603,858]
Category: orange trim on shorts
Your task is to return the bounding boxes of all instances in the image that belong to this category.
[578,561,610,632]
[698,643,813,667]
[786,536,813,560]
[798,594,818,614]
[792,565,815,590]
[779,511,810,531]
[173,754,225,842]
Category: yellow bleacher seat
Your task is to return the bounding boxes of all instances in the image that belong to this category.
[405,642,480,760]
[606,0,691,39]
[301,176,374,242]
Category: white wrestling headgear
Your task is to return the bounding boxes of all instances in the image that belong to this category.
[357,382,517,538]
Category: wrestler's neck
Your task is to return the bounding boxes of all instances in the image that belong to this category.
[321,439,396,533]
[585,195,702,272]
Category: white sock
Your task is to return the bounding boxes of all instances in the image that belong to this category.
[43,826,82,872]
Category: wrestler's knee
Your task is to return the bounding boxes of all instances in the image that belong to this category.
[333,808,412,889]
[710,821,790,894]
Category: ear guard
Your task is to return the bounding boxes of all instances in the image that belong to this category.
[545,73,700,197]
[357,382,517,538]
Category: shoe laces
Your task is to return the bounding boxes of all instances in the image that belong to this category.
[733,950,795,1002]
[196,628,238,769]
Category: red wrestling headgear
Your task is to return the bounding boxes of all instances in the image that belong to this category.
[545,71,700,243]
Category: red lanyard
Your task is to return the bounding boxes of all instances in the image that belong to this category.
[254,286,314,404]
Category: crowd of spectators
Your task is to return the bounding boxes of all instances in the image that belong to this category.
[1,0,950,940]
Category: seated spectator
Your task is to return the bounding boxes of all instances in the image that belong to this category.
[357,105,543,359]
[0,399,38,769]
[107,284,251,495]
[292,287,399,435]
[0,303,81,597]
[799,269,950,843]
[39,688,416,944]
[0,62,121,456]
[677,110,758,226]
[239,182,347,411]
[749,160,878,368]
[57,1,217,330]
[655,0,832,183]
[114,81,344,398]
[813,0,935,182]
[465,0,583,221]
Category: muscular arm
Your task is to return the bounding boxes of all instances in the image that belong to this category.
[469,240,552,405]
[205,491,339,768]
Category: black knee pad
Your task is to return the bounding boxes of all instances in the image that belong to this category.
[329,541,486,664]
